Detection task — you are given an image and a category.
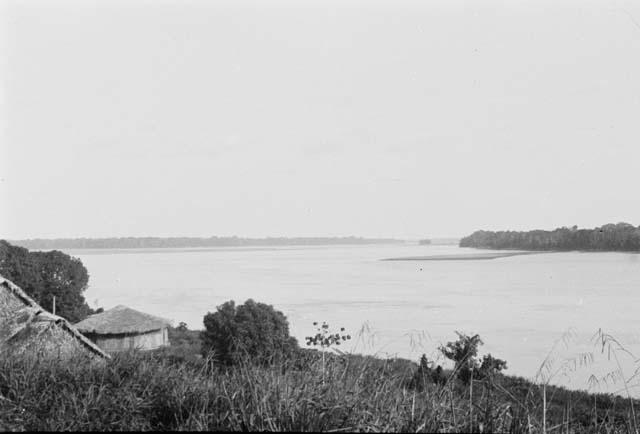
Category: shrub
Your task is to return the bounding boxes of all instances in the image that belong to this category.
[439,332,483,384]
[439,332,506,385]
[201,299,298,365]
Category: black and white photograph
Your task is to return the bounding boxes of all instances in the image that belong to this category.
[2,0,640,431]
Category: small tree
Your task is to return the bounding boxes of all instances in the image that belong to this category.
[439,332,507,384]
[439,332,483,385]
[305,321,351,385]
[201,299,298,365]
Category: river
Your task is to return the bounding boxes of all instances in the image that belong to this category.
[68,243,640,396]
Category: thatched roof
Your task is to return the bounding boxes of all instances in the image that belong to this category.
[74,305,172,335]
[0,275,109,359]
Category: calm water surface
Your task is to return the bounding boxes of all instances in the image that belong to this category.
[69,244,640,396]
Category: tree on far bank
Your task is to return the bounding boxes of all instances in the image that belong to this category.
[459,222,640,251]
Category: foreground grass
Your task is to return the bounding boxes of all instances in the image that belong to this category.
[1,346,639,433]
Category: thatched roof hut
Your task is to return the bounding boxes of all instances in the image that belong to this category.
[75,305,172,353]
[0,275,109,360]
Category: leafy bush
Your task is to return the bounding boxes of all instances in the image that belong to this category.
[201,299,298,365]
[439,332,483,384]
[439,331,506,385]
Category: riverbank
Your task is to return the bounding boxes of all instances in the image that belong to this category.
[381,251,545,261]
[9,236,404,251]
[459,223,640,252]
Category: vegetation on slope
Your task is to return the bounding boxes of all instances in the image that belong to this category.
[2,312,640,432]
[2,337,638,432]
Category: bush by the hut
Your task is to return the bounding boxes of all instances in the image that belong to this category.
[201,299,298,365]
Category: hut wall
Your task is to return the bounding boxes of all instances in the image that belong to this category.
[89,328,168,353]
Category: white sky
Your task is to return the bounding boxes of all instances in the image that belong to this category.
[1,0,640,239]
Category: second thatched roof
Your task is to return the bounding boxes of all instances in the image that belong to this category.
[74,305,172,335]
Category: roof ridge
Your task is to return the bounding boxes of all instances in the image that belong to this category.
[0,278,40,309]
[0,274,110,359]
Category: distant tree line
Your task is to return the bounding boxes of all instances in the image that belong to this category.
[10,236,401,250]
[459,222,640,251]
[0,240,93,322]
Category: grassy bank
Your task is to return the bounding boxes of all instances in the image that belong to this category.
[1,337,638,432]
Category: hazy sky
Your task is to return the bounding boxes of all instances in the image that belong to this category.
[2,0,640,239]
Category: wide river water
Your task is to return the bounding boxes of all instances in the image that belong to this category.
[69,243,640,396]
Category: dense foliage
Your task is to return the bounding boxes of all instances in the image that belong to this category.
[10,236,399,250]
[438,332,507,385]
[0,240,92,322]
[460,222,640,251]
[201,299,298,365]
